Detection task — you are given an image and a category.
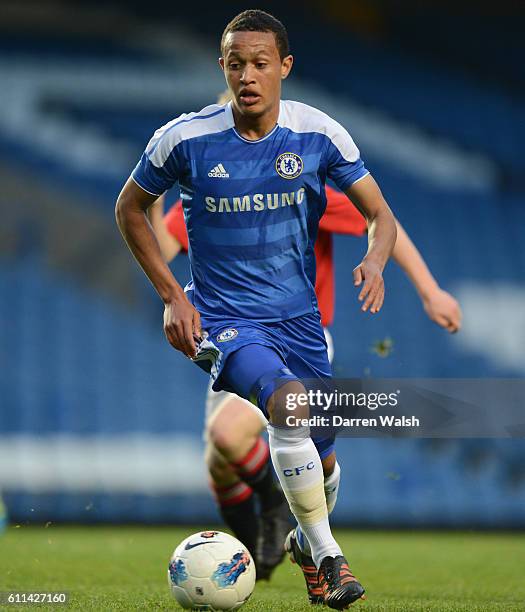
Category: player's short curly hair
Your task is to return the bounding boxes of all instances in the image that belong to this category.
[221,9,290,60]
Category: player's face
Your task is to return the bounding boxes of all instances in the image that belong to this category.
[220,31,293,119]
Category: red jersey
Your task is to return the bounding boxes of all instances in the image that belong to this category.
[164,185,366,327]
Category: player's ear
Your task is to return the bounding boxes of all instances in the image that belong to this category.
[281,55,293,80]
[219,57,225,71]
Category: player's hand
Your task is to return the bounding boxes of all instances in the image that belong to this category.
[422,288,462,333]
[163,296,202,358]
[353,258,385,314]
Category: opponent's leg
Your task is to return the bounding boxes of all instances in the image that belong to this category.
[205,442,258,562]
[209,398,282,512]
[230,435,290,580]
[207,397,290,578]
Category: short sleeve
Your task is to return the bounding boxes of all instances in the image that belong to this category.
[325,121,369,192]
[131,120,187,196]
[164,200,189,252]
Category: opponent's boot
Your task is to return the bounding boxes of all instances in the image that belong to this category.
[256,499,290,580]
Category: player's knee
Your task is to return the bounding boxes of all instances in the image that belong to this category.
[208,422,238,456]
[267,379,309,425]
[205,444,234,485]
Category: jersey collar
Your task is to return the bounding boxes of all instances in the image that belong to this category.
[226,101,283,144]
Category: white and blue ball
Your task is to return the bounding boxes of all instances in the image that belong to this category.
[168,530,256,610]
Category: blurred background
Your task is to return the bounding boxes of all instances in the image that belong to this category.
[0,0,524,530]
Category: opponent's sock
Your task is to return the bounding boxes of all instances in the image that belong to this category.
[296,461,341,555]
[268,425,342,567]
[233,437,284,511]
[211,480,258,559]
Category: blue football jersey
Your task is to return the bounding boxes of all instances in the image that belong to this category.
[131,100,369,322]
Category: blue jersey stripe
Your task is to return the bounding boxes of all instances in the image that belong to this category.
[191,235,308,261]
[194,218,306,247]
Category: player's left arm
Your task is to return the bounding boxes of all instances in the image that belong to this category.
[344,174,397,314]
[392,222,462,333]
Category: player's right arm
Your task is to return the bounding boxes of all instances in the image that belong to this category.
[115,178,200,358]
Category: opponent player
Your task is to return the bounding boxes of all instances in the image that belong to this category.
[149,188,461,591]
[117,10,398,608]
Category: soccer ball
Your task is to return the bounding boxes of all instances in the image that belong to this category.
[167,530,256,610]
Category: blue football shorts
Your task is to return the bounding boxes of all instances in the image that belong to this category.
[193,312,335,459]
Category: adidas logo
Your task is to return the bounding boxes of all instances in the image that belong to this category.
[208,163,229,178]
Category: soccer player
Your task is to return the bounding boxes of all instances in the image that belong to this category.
[149,188,461,591]
[116,10,399,608]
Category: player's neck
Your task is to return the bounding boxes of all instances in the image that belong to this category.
[232,103,280,141]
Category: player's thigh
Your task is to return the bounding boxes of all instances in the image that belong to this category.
[220,343,287,401]
[220,343,303,420]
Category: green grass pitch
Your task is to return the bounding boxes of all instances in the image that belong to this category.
[1,526,524,611]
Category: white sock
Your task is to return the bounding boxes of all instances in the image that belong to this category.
[297,461,341,556]
[268,424,341,567]
[324,461,341,515]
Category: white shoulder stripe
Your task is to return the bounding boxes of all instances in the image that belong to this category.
[278,100,361,163]
[146,103,233,168]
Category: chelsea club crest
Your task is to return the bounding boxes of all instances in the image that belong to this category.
[217,328,238,342]
[275,152,303,179]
